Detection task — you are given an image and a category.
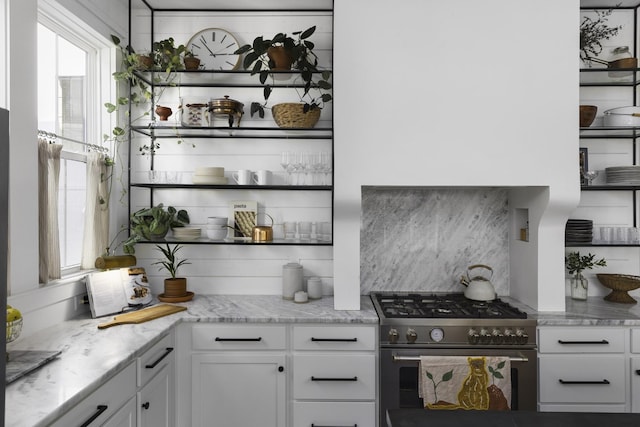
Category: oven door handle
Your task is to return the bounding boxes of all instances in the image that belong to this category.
[392,354,529,363]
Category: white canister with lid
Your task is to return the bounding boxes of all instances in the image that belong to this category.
[282,262,303,300]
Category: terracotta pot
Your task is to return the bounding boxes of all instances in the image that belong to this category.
[155,105,173,121]
[184,56,201,70]
[136,54,154,70]
[164,277,187,298]
[267,46,293,71]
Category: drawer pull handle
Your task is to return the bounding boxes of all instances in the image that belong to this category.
[80,405,108,427]
[311,337,358,342]
[145,347,174,369]
[215,337,262,342]
[558,379,611,385]
[311,376,358,381]
[312,425,358,427]
[557,340,609,345]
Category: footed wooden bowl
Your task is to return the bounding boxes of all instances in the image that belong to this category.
[596,274,640,304]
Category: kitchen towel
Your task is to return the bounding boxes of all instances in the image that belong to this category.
[419,356,511,410]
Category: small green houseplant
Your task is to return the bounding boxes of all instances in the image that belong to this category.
[234,26,332,119]
[153,243,192,299]
[565,251,607,300]
[152,37,188,73]
[122,204,190,254]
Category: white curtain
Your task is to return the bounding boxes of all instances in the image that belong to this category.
[81,152,110,269]
[38,138,62,283]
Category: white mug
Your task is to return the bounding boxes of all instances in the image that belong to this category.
[252,170,272,185]
[232,169,252,185]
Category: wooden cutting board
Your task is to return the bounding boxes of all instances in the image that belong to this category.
[97,304,187,329]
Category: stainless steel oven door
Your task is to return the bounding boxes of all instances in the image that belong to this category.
[379,347,537,423]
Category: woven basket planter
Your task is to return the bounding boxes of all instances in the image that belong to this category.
[272,103,321,129]
[596,273,640,304]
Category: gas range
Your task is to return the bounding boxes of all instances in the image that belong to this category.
[370,292,537,348]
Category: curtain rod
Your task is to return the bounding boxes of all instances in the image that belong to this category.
[38,130,109,154]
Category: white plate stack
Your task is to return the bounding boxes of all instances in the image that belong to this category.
[605,166,640,184]
[192,167,228,185]
[172,226,202,240]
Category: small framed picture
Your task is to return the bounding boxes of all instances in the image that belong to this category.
[579,147,588,186]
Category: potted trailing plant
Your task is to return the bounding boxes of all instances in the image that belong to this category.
[183,49,202,70]
[152,37,188,72]
[153,243,193,301]
[565,251,607,300]
[122,204,190,254]
[234,26,332,127]
[580,8,622,63]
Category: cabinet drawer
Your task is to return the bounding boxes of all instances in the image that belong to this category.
[139,332,174,387]
[51,361,136,427]
[293,325,376,351]
[632,329,640,353]
[538,327,626,353]
[192,324,286,351]
[293,353,375,400]
[293,401,376,426]
[539,355,626,403]
[632,357,640,412]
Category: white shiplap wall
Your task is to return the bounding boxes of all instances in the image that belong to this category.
[125,10,335,296]
[575,7,640,300]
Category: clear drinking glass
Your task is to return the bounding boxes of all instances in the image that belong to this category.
[280,151,294,185]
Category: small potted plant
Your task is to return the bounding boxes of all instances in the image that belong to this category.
[183,49,201,70]
[565,251,607,300]
[152,37,188,72]
[122,204,190,254]
[580,8,622,63]
[153,243,193,301]
[234,26,332,127]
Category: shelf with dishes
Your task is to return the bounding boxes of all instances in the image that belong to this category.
[131,125,332,139]
[579,67,640,86]
[131,183,331,191]
[136,238,332,247]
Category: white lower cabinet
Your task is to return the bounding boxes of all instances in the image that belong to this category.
[292,325,377,427]
[50,361,137,427]
[632,329,640,412]
[104,396,137,427]
[538,326,629,412]
[138,364,172,427]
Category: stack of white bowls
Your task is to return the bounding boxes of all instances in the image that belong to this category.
[192,167,228,185]
[172,226,202,240]
[207,216,228,240]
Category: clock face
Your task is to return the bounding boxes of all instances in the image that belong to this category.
[186,28,241,71]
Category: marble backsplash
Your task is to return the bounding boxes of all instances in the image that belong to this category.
[360,187,509,295]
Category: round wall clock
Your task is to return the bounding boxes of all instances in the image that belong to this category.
[186,28,241,71]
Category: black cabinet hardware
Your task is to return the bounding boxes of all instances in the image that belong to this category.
[636,369,640,375]
[557,340,609,345]
[558,379,610,385]
[312,424,357,427]
[311,337,358,342]
[145,347,174,369]
[215,337,262,342]
[278,366,284,372]
[311,376,358,381]
[80,405,108,427]
[141,401,150,410]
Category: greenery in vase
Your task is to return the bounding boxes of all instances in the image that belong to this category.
[580,8,622,61]
[152,244,190,279]
[565,251,607,276]
[234,26,332,118]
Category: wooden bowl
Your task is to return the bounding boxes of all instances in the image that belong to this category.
[596,273,640,304]
[580,105,597,127]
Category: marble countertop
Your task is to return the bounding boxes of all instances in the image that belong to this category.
[5,295,378,427]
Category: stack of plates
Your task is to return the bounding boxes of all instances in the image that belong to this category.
[192,166,228,185]
[565,219,593,244]
[605,166,640,184]
[172,226,202,240]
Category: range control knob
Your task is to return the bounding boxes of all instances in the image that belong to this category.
[515,328,529,345]
[406,328,418,344]
[467,328,480,345]
[388,328,399,344]
[503,328,516,344]
[491,328,504,344]
[479,327,491,344]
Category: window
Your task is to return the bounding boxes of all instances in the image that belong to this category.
[37,10,110,276]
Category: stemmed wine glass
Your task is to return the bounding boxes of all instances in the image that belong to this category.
[582,170,599,186]
[280,151,295,185]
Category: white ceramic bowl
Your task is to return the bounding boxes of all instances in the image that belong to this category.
[207,216,228,225]
[206,224,227,230]
[207,229,228,240]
